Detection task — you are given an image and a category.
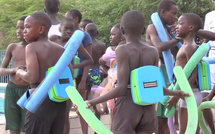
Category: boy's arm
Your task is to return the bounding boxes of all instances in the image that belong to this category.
[77,44,92,95]
[196,29,215,41]
[146,24,179,53]
[16,44,39,83]
[99,57,109,72]
[72,44,93,69]
[89,45,129,106]
[0,44,17,76]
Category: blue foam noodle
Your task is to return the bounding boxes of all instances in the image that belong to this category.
[24,30,84,113]
[17,89,31,109]
[151,12,174,83]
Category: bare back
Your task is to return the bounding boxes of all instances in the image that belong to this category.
[116,40,159,86]
[91,39,106,68]
[25,38,64,85]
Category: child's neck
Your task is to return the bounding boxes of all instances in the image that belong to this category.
[20,40,28,46]
[182,34,195,45]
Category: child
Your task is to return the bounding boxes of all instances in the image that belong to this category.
[0,16,29,134]
[16,12,67,134]
[50,18,93,134]
[146,1,181,133]
[96,24,124,121]
[65,9,93,134]
[80,19,93,31]
[166,13,202,134]
[85,23,106,94]
[44,0,61,37]
[81,10,190,134]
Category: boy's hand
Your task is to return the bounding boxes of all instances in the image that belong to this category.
[166,96,179,110]
[73,101,92,115]
[85,100,92,108]
[174,90,190,100]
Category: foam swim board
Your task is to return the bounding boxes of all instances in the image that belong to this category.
[48,66,74,102]
[198,101,215,134]
[197,61,211,91]
[151,12,174,83]
[66,86,113,134]
[163,43,210,117]
[24,30,84,113]
[73,56,80,78]
[130,66,165,105]
[174,66,198,134]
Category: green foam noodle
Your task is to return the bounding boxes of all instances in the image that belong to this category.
[173,66,198,134]
[66,86,113,134]
[198,101,215,134]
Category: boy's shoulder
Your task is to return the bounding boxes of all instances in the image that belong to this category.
[49,35,61,43]
[6,42,23,51]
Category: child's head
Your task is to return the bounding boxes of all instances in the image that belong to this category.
[24,12,51,43]
[65,9,82,24]
[176,13,202,38]
[60,18,75,41]
[80,19,93,31]
[110,24,123,46]
[120,10,145,38]
[44,0,60,15]
[85,23,98,38]
[158,0,178,25]
[17,16,27,41]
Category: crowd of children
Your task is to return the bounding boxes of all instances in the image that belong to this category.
[2,0,215,134]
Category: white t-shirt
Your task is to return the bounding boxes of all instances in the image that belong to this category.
[204,10,215,87]
[48,23,61,37]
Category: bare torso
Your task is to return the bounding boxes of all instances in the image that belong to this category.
[1,42,29,86]
[91,39,106,68]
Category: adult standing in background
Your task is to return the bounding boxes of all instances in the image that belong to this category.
[44,0,61,37]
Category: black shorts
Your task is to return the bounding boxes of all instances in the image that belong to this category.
[24,96,66,134]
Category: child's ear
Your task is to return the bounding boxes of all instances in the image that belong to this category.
[39,26,45,34]
[189,24,194,31]
[120,26,125,35]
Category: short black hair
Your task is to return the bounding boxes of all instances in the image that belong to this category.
[61,18,75,27]
[85,23,97,36]
[121,10,145,36]
[158,0,177,14]
[67,9,82,23]
[18,16,27,21]
[182,13,202,32]
[82,19,93,24]
[30,12,52,34]
[44,0,60,14]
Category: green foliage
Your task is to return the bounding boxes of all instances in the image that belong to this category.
[0,0,213,49]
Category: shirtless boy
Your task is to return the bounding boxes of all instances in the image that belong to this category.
[16,12,67,134]
[0,16,29,134]
[81,10,190,134]
[167,13,202,134]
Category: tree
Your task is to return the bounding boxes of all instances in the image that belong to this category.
[0,0,212,49]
